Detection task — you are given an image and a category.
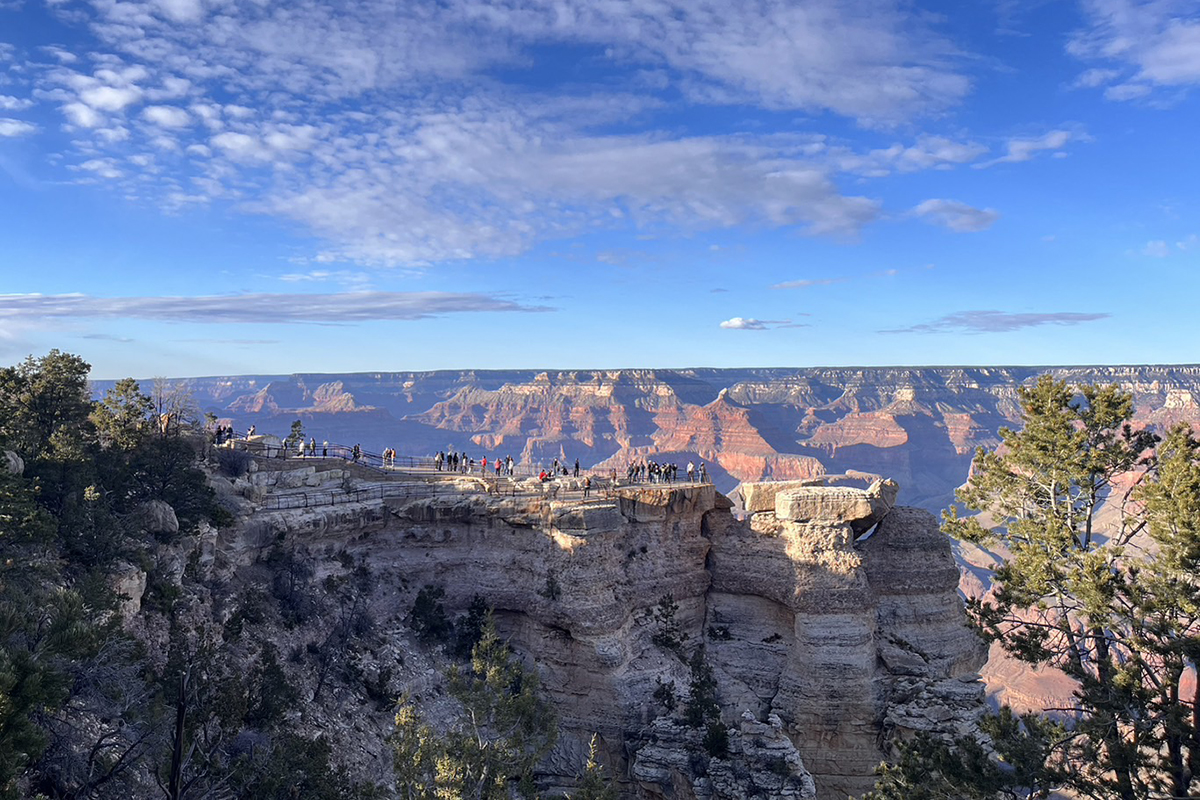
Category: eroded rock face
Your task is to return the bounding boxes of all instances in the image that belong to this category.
[214,469,983,799]
[704,481,984,799]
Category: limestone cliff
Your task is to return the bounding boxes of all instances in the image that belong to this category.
[191,457,985,799]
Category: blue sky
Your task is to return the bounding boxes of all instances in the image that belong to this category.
[0,0,1197,379]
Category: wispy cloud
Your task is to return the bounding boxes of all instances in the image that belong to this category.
[770,277,846,290]
[881,309,1110,334]
[975,129,1078,167]
[80,333,134,343]
[838,134,988,176]
[176,338,282,346]
[0,292,552,324]
[277,270,372,290]
[1141,239,1170,258]
[910,199,1000,232]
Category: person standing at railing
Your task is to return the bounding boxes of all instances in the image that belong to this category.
[323,440,328,458]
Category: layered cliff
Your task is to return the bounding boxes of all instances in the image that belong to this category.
[188,457,986,798]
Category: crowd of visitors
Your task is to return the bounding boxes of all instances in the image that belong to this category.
[626,459,708,484]
[216,422,714,490]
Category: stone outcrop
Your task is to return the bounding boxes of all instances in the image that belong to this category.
[208,461,984,799]
[631,712,816,799]
[2,450,22,475]
[136,499,179,536]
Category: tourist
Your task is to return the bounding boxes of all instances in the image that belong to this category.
[574,458,580,477]
[322,440,329,457]
[584,476,591,498]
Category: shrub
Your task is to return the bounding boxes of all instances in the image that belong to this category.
[217,447,254,478]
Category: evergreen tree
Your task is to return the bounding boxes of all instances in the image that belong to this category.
[284,419,305,450]
[570,734,618,800]
[929,375,1200,799]
[393,616,556,799]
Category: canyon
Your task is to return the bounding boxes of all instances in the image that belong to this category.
[140,365,1200,514]
[100,364,1200,781]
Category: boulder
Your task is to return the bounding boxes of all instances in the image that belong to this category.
[136,500,179,536]
[2,450,22,476]
[741,479,826,514]
[775,479,897,532]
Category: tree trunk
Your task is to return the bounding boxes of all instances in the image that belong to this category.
[167,671,187,800]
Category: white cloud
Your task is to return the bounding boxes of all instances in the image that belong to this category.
[155,0,206,23]
[853,135,988,175]
[1070,0,1200,98]
[0,119,36,137]
[719,317,802,330]
[62,101,104,128]
[76,158,124,179]
[80,84,142,112]
[210,131,270,161]
[0,95,32,111]
[142,105,191,128]
[720,317,769,330]
[910,199,1000,232]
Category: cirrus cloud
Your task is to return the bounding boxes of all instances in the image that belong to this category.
[0,291,552,324]
[910,199,1000,232]
[880,309,1110,334]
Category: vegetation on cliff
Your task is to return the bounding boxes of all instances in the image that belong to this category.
[0,351,382,798]
[873,375,1200,799]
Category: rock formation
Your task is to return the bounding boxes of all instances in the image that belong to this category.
[202,456,986,798]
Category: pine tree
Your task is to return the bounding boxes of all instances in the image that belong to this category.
[570,734,618,800]
[392,615,556,799]
[930,375,1200,798]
